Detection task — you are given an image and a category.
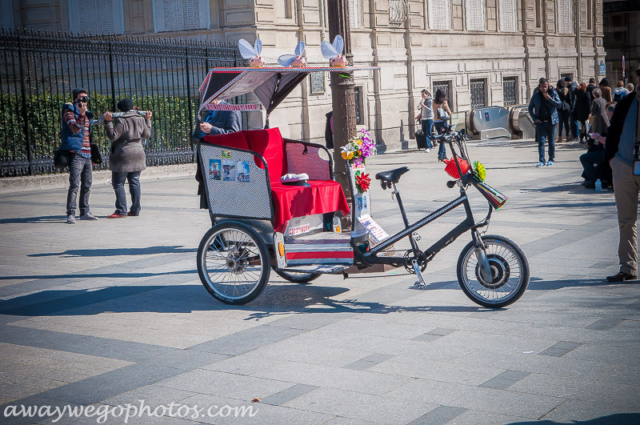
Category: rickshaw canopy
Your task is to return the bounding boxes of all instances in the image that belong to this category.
[198,66,379,115]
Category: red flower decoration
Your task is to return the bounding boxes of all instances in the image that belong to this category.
[355,171,371,193]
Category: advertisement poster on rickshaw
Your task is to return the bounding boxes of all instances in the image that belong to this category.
[222,160,236,181]
[237,161,250,182]
[208,159,221,180]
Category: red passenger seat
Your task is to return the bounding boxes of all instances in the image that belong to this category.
[203,128,349,231]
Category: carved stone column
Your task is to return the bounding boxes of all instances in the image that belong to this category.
[327,0,356,229]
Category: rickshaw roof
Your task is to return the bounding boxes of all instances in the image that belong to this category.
[199,66,379,114]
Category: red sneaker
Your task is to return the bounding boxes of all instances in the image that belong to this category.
[108,213,127,219]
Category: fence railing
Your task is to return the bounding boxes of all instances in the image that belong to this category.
[0,28,241,177]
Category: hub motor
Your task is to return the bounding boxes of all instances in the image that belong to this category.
[475,254,510,288]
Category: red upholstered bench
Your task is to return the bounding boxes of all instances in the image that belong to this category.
[203,128,349,231]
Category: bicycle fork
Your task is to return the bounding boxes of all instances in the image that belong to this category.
[472,230,493,283]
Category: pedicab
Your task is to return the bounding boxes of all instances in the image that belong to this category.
[195,40,529,308]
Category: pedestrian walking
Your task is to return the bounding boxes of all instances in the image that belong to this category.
[60,88,98,224]
[574,82,592,143]
[556,79,571,143]
[432,88,452,161]
[613,80,630,103]
[564,76,579,140]
[417,89,434,153]
[586,77,598,100]
[599,78,613,103]
[104,98,153,218]
[604,67,640,282]
[528,78,562,167]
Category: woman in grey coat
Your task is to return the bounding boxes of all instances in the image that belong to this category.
[589,88,610,136]
[104,98,152,218]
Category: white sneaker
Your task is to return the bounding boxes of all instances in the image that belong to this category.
[425,149,431,153]
[66,214,76,224]
[79,212,99,221]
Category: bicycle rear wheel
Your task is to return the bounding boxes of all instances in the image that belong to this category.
[457,235,529,308]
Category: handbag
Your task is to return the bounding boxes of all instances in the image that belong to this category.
[90,143,102,165]
[53,148,71,169]
[437,107,450,121]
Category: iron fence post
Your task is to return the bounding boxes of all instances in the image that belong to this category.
[108,41,116,111]
[17,32,33,175]
[185,46,193,150]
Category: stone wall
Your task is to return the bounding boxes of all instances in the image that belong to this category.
[9,0,606,150]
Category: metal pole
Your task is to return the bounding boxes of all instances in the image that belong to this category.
[17,31,33,176]
[108,41,117,111]
[186,46,193,140]
[327,0,355,229]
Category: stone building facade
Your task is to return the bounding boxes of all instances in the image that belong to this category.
[3,0,606,149]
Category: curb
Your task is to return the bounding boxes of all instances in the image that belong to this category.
[0,163,198,194]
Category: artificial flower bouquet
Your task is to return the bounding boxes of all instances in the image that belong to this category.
[341,129,375,166]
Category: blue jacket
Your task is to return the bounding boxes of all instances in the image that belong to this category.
[60,103,93,152]
[528,88,562,125]
[195,101,242,139]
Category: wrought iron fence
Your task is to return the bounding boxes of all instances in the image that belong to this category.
[0,28,240,177]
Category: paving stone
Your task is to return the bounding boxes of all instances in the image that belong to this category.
[187,325,304,356]
[261,384,319,406]
[408,405,467,425]
[343,353,395,371]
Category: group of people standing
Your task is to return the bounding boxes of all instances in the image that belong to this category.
[59,88,153,223]
[529,68,640,284]
[417,88,452,162]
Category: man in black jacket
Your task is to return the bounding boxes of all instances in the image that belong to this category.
[604,67,640,282]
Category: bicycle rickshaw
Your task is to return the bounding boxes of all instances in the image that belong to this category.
[196,65,530,308]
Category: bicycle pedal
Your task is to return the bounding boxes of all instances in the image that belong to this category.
[414,281,427,289]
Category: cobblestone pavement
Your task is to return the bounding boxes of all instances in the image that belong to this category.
[0,139,639,424]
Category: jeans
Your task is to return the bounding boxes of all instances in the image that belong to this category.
[112,171,141,215]
[434,121,447,159]
[421,119,434,149]
[535,121,556,163]
[579,150,604,184]
[570,115,579,139]
[66,153,92,216]
[557,110,570,138]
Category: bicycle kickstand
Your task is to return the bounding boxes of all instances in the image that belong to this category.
[412,259,427,289]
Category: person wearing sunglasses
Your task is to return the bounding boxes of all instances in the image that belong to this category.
[60,88,98,224]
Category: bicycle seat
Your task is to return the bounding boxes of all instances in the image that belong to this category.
[375,167,409,184]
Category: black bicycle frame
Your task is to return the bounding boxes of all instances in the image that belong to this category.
[353,136,491,268]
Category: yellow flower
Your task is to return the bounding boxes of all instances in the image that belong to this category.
[347,152,354,160]
[474,161,487,182]
[342,152,349,160]
[357,139,363,145]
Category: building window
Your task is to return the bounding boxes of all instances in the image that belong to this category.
[557,0,572,34]
[152,0,210,33]
[69,0,125,34]
[587,0,592,30]
[503,77,518,106]
[311,72,325,94]
[354,86,363,125]
[499,0,517,32]
[0,0,14,29]
[470,79,487,109]
[465,0,485,32]
[349,0,360,29]
[433,80,453,110]
[428,0,451,30]
[285,0,293,19]
[535,0,541,28]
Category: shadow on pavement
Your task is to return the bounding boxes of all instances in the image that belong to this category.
[0,283,487,320]
[528,278,640,291]
[0,270,196,281]
[0,215,67,224]
[511,413,640,425]
[29,246,196,257]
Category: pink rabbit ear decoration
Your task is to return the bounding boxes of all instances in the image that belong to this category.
[238,39,266,68]
[278,41,307,68]
[321,35,348,67]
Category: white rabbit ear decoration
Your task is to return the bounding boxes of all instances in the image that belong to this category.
[321,35,348,67]
[238,39,266,68]
[277,41,307,68]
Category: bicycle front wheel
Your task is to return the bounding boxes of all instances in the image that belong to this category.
[457,235,529,308]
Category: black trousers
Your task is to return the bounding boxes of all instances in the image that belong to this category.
[112,171,141,215]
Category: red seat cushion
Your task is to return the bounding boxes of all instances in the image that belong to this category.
[270,180,350,232]
[245,128,287,185]
[203,132,250,150]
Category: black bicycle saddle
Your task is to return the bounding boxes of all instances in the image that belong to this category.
[375,166,410,184]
